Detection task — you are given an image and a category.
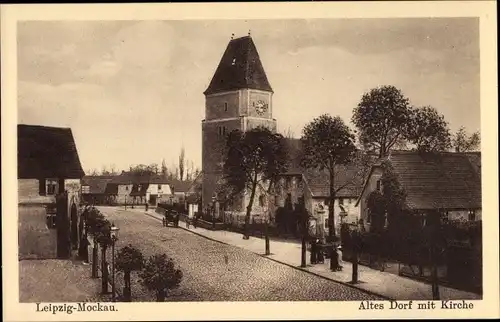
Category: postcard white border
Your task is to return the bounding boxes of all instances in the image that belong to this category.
[2,1,498,321]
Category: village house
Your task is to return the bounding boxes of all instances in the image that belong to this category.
[185,172,203,218]
[212,138,366,237]
[81,175,116,205]
[356,150,482,231]
[18,124,85,259]
[106,172,172,206]
[267,139,365,237]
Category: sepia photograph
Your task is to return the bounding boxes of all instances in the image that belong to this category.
[2,2,498,321]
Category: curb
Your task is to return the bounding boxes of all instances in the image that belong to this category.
[141,211,391,300]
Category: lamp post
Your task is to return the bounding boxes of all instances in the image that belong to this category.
[212,195,216,229]
[110,223,120,302]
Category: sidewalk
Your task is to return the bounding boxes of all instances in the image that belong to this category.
[132,208,481,301]
[19,258,105,302]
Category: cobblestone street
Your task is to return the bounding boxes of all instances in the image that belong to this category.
[99,207,382,301]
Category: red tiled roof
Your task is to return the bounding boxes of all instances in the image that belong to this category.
[18,124,85,179]
[204,36,273,95]
[388,151,481,210]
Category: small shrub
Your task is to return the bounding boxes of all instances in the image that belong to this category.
[140,254,183,302]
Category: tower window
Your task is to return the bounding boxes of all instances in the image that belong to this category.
[232,58,236,65]
[224,102,228,111]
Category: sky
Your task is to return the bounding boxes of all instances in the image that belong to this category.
[17,18,480,173]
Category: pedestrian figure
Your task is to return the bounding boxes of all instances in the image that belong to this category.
[317,238,325,264]
[330,244,339,271]
[193,213,198,229]
[310,238,317,264]
[336,245,344,270]
[174,212,180,227]
[80,234,90,265]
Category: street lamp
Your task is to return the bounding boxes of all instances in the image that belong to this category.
[110,223,120,302]
[211,195,216,229]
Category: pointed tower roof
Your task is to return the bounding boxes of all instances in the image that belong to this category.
[204,36,273,95]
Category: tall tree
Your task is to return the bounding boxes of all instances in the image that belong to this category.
[408,106,452,152]
[88,168,99,176]
[148,163,159,175]
[301,114,357,249]
[109,164,118,175]
[129,164,156,176]
[223,127,288,239]
[452,126,481,152]
[161,159,168,178]
[179,147,185,181]
[352,85,413,158]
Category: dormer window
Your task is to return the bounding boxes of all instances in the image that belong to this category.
[232,58,236,65]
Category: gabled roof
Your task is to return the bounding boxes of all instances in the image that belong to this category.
[82,175,116,194]
[129,183,150,196]
[280,138,367,198]
[356,151,482,210]
[204,36,273,95]
[187,172,203,194]
[303,166,365,198]
[18,124,85,179]
[104,183,118,195]
[169,179,193,193]
[109,172,169,185]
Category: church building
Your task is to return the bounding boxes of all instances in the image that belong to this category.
[202,34,277,215]
[201,34,364,236]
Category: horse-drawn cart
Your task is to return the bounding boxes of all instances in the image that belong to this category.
[162,210,180,227]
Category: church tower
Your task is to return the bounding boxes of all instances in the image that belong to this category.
[202,34,277,212]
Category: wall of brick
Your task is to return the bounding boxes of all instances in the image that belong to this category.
[244,117,277,132]
[205,91,240,120]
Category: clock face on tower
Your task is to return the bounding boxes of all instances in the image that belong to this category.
[255,100,268,115]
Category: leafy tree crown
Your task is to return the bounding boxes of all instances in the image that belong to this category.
[116,244,145,273]
[140,254,183,292]
[300,114,356,171]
